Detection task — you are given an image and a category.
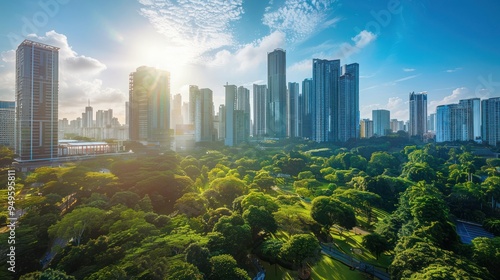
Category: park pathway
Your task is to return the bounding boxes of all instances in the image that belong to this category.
[320,243,390,280]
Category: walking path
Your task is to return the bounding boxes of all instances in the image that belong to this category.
[320,243,390,280]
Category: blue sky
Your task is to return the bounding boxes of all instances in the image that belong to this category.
[1,0,499,123]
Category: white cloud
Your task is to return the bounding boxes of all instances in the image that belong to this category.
[428,87,472,111]
[360,96,407,120]
[207,31,286,72]
[138,0,244,56]
[336,30,377,59]
[445,67,462,73]
[26,31,106,75]
[0,30,124,121]
[1,50,15,63]
[263,0,337,43]
[403,68,415,72]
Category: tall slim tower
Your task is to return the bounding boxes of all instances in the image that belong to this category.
[338,63,359,142]
[129,66,170,147]
[224,84,237,146]
[409,92,427,138]
[236,86,250,141]
[267,48,287,138]
[82,100,93,128]
[481,97,500,146]
[189,85,200,124]
[312,59,340,142]
[301,78,313,139]
[287,82,299,138]
[253,84,267,137]
[195,88,214,142]
[16,40,59,161]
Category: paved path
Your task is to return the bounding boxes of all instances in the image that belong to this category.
[320,243,390,280]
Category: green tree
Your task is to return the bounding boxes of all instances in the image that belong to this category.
[209,176,247,207]
[185,243,211,276]
[362,233,389,260]
[279,234,319,269]
[168,262,203,280]
[243,205,278,238]
[208,254,251,280]
[48,207,106,245]
[310,196,356,236]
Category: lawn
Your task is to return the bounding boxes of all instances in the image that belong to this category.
[260,255,370,280]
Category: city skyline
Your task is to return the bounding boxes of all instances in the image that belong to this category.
[1,1,499,124]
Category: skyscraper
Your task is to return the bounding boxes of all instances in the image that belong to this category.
[360,119,374,138]
[372,109,391,136]
[338,63,359,142]
[458,98,481,141]
[189,85,200,124]
[224,84,237,146]
[171,93,183,130]
[301,78,313,139]
[236,86,250,141]
[16,40,59,161]
[82,101,93,128]
[436,98,480,143]
[195,88,214,142]
[253,84,267,137]
[218,104,226,141]
[267,48,287,138]
[0,101,15,148]
[481,97,500,146]
[287,82,299,138]
[409,92,427,138]
[129,66,170,147]
[312,59,340,142]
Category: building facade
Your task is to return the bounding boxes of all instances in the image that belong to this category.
[409,92,427,138]
[195,88,214,142]
[372,109,391,136]
[129,66,170,147]
[267,48,287,138]
[338,63,360,142]
[482,97,500,146]
[0,101,15,148]
[16,40,59,161]
[360,119,374,138]
[301,78,313,139]
[287,82,299,138]
[253,84,267,137]
[312,59,340,142]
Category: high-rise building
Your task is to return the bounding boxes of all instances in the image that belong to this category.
[409,92,427,138]
[224,84,236,146]
[301,78,313,139]
[129,66,170,147]
[16,40,59,161]
[189,85,200,124]
[253,84,267,137]
[218,104,226,141]
[171,93,183,130]
[195,88,214,142]
[458,98,481,141]
[427,113,436,132]
[360,119,374,138]
[125,101,129,126]
[435,98,481,143]
[481,97,500,146]
[372,109,391,136]
[312,59,340,142]
[288,82,299,138]
[267,48,287,138]
[237,86,250,141]
[0,101,15,148]
[390,119,405,132]
[82,101,93,128]
[338,63,359,142]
